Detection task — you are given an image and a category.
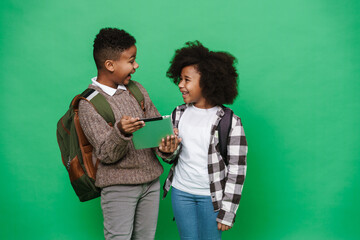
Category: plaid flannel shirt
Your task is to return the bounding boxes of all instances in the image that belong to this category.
[162,104,248,227]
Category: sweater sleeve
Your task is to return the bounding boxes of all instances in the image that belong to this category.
[216,116,248,227]
[78,99,132,164]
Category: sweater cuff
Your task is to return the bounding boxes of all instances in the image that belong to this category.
[216,209,235,227]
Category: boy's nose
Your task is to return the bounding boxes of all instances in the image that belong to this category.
[178,79,184,88]
[134,61,139,69]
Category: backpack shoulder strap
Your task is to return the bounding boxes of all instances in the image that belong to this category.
[171,108,176,125]
[218,106,233,165]
[72,89,116,126]
[127,80,145,112]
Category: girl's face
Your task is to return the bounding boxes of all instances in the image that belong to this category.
[178,65,210,109]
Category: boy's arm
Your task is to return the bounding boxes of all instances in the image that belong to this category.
[78,100,131,164]
[216,116,248,227]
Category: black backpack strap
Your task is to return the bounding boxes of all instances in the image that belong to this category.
[218,106,233,165]
[171,108,176,125]
[78,89,116,126]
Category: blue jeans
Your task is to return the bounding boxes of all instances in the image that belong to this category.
[171,187,222,240]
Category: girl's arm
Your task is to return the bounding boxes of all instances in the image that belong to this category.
[216,115,248,227]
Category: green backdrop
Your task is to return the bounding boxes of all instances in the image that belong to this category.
[1,0,359,239]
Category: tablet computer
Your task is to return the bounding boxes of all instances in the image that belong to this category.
[132,115,174,149]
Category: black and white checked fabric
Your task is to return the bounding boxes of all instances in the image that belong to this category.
[162,104,248,227]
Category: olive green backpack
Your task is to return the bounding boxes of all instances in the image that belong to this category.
[56,80,145,202]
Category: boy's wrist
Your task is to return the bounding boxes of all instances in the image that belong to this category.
[115,121,133,139]
[117,122,132,137]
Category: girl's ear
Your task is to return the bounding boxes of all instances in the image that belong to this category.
[104,60,115,72]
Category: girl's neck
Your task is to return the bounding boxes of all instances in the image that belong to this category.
[193,99,215,109]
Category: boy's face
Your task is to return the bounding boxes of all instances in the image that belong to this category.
[108,45,139,86]
[178,65,208,108]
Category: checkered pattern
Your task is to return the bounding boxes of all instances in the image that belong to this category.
[162,104,248,227]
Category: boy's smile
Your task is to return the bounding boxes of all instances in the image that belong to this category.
[112,45,139,86]
[98,45,139,89]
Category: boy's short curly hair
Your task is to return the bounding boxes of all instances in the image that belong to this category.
[166,41,239,106]
[93,28,136,69]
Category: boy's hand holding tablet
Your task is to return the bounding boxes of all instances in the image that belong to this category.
[118,116,145,135]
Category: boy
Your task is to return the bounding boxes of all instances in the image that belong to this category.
[78,28,179,240]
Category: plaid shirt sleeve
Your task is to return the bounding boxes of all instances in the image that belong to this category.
[216,115,248,227]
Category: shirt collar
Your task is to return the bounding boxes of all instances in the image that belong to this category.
[91,77,127,96]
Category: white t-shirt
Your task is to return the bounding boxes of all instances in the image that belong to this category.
[172,105,219,196]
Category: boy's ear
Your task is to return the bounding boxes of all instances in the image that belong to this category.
[104,60,115,72]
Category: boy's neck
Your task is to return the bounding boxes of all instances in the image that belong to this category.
[96,72,118,89]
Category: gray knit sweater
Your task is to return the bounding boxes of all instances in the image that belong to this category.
[78,81,167,188]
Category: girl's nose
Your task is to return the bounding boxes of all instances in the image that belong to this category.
[178,79,184,88]
[134,61,139,69]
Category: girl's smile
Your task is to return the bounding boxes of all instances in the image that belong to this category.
[181,90,189,97]
[178,65,214,109]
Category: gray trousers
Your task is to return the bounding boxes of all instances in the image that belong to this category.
[101,178,160,240]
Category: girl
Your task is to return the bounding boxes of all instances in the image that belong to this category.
[162,41,248,240]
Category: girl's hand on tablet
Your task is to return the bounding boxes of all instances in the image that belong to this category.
[159,134,181,153]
